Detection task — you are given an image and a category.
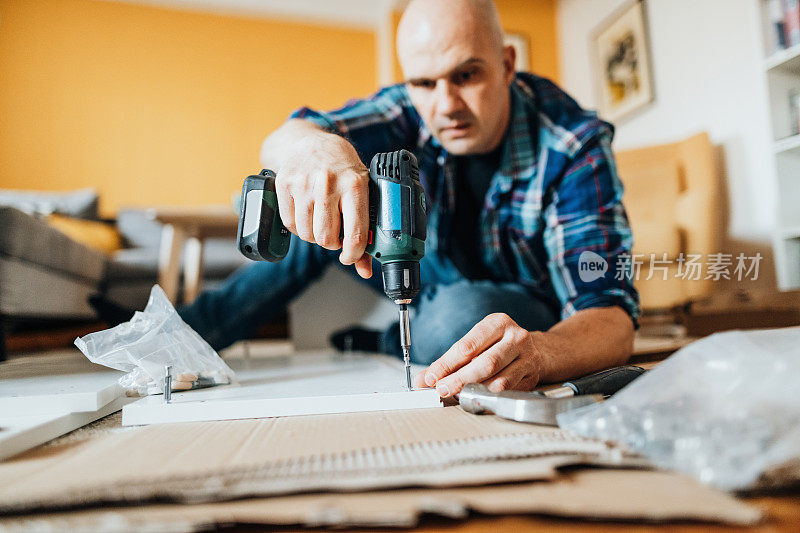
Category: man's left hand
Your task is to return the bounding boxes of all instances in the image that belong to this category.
[413,313,547,398]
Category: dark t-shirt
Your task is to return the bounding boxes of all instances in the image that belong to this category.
[448,147,502,279]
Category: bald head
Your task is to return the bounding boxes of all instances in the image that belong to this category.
[394,0,515,156]
[397,0,505,66]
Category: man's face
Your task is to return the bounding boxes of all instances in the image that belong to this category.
[399,31,515,155]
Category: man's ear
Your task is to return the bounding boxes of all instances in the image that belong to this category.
[502,44,517,85]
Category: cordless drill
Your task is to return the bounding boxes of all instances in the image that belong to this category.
[236,150,427,389]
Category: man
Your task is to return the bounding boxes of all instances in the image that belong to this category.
[179,0,639,398]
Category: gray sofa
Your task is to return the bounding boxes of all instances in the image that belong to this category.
[0,207,106,319]
[0,190,388,359]
[0,194,248,360]
[0,206,106,360]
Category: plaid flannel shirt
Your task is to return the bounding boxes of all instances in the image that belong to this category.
[290,73,640,324]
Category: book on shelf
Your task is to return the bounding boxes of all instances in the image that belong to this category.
[783,0,800,48]
[766,0,800,53]
[770,0,788,52]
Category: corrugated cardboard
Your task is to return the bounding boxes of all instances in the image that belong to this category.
[0,469,761,531]
[0,406,761,527]
[0,407,635,512]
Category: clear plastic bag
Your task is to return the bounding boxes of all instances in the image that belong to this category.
[557,328,800,491]
[75,285,236,396]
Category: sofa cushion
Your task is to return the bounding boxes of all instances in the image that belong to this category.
[115,208,163,249]
[107,248,160,280]
[0,188,99,219]
[45,214,124,255]
[0,207,106,284]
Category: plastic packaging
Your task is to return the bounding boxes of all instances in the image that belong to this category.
[75,285,236,396]
[557,328,800,491]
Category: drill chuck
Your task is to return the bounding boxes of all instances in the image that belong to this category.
[380,260,421,302]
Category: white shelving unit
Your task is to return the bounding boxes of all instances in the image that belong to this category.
[761,1,800,290]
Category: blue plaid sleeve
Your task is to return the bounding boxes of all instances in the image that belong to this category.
[542,121,640,325]
[289,84,420,165]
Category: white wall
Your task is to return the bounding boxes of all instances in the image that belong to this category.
[558,0,777,246]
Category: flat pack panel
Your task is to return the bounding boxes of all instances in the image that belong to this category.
[0,413,71,461]
[123,353,441,426]
[0,396,133,461]
[0,372,124,416]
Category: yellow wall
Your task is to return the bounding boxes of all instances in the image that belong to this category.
[0,0,376,216]
[391,0,559,84]
[0,0,558,216]
[496,0,559,81]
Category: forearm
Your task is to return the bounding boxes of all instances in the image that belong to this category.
[535,306,634,384]
[259,119,333,171]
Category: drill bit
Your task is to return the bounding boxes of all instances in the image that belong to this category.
[397,302,412,390]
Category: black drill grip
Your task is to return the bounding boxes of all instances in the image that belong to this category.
[561,365,645,396]
[237,169,290,262]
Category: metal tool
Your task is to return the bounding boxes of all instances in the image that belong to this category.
[459,365,646,425]
[237,150,427,390]
[163,365,172,403]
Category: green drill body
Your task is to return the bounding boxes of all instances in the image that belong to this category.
[237,150,427,388]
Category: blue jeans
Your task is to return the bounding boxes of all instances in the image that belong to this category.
[179,239,558,365]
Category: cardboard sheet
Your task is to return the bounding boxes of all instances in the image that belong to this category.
[122,353,441,425]
[0,469,761,530]
[0,405,761,528]
[0,407,633,512]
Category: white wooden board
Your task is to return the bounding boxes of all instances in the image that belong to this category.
[0,396,134,461]
[0,372,124,416]
[122,352,441,426]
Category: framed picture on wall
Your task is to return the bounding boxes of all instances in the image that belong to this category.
[504,32,530,72]
[591,0,654,122]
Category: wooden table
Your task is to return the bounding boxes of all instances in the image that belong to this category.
[146,205,239,304]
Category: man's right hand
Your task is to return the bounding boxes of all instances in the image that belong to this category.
[267,124,373,278]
